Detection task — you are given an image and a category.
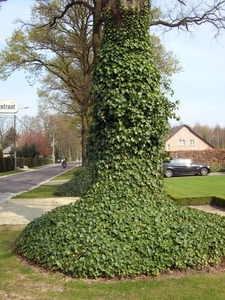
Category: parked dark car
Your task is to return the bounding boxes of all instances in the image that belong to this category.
[163,158,211,178]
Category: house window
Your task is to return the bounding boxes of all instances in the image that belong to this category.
[190,139,195,146]
[167,144,170,151]
[179,139,185,146]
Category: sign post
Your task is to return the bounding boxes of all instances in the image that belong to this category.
[0,99,19,114]
[0,101,29,170]
[0,100,19,169]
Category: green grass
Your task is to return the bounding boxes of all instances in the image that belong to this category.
[12,167,78,199]
[0,225,225,300]
[164,176,225,199]
[51,167,77,181]
[0,170,24,177]
[12,185,61,199]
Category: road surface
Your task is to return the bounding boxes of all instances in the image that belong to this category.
[0,162,79,203]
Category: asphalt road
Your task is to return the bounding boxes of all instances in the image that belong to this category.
[0,162,79,203]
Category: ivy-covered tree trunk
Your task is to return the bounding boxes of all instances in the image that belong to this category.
[87,0,176,200]
[16,0,225,279]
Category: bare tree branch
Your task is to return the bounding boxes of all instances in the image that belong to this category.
[151,0,225,37]
[48,0,94,27]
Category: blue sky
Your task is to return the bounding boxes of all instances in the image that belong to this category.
[0,0,225,127]
[0,0,38,119]
[164,26,225,128]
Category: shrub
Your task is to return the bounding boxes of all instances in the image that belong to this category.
[212,197,225,208]
[54,167,94,197]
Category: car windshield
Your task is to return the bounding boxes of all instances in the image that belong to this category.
[170,158,192,166]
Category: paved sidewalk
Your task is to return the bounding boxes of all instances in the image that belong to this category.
[0,197,79,225]
[188,205,225,216]
[1,199,225,225]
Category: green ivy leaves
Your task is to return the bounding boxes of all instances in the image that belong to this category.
[15,190,225,278]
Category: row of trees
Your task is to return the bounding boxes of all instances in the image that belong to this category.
[0,0,183,165]
[191,123,225,149]
[0,112,81,161]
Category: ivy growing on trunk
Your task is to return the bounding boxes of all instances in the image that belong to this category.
[87,2,178,200]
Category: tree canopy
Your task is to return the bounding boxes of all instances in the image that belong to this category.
[0,0,182,164]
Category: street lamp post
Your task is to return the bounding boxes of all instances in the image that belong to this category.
[14,114,16,170]
[52,132,55,164]
[14,107,29,170]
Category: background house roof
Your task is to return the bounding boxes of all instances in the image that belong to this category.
[3,144,13,154]
[167,124,214,149]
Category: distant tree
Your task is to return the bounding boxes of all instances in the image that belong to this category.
[18,143,39,158]
[18,130,51,157]
[0,117,14,149]
[192,123,212,143]
[17,112,81,160]
[209,125,225,149]
[4,126,14,148]
[191,122,225,149]
[0,2,93,165]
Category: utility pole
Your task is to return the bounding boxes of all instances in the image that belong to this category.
[14,114,17,170]
[14,107,29,170]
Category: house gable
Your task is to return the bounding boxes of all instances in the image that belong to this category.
[166,125,214,151]
[3,144,13,157]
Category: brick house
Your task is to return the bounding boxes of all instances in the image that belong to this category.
[165,124,214,151]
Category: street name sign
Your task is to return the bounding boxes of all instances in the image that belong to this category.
[0,99,18,113]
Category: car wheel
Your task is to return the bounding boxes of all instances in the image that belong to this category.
[200,167,208,176]
[165,169,173,178]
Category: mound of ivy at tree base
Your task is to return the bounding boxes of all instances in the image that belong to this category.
[15,187,225,278]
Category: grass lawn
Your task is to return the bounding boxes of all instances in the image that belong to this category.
[0,170,24,177]
[12,185,61,199]
[164,176,225,199]
[12,167,78,199]
[51,167,77,181]
[1,225,225,300]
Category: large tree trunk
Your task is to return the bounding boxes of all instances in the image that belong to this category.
[81,106,89,166]
[92,0,103,63]
[87,0,174,199]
